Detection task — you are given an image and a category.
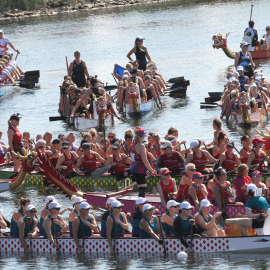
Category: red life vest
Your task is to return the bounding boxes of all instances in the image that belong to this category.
[51,157,59,167]
[152,143,161,157]
[175,175,190,201]
[192,150,207,171]
[160,151,180,170]
[188,184,205,205]
[62,152,75,173]
[214,145,227,159]
[112,154,125,173]
[158,178,174,202]
[213,182,230,204]
[83,152,98,173]
[222,152,236,170]
[8,125,22,148]
[251,150,264,171]
[240,147,251,164]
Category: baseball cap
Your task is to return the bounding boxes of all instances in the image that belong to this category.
[180,201,193,209]
[241,135,250,142]
[167,200,180,208]
[240,41,250,48]
[136,128,147,137]
[90,77,98,85]
[52,139,61,145]
[82,143,91,150]
[62,141,70,149]
[49,202,62,209]
[247,183,257,193]
[252,137,266,145]
[200,199,212,208]
[45,196,56,204]
[72,197,86,204]
[251,170,263,177]
[192,172,205,179]
[107,198,118,205]
[189,140,199,149]
[111,142,121,150]
[142,203,154,212]
[79,202,91,209]
[130,68,138,74]
[0,30,3,33]
[136,36,145,42]
[161,141,172,149]
[26,205,36,211]
[136,197,148,205]
[111,201,124,208]
[160,168,172,175]
[237,66,243,71]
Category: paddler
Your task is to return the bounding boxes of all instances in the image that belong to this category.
[42,201,69,248]
[188,172,208,211]
[155,141,185,176]
[143,75,161,104]
[129,68,146,103]
[120,131,134,155]
[240,135,252,164]
[175,163,196,202]
[0,64,16,85]
[106,200,129,253]
[132,197,148,237]
[150,132,161,159]
[49,139,62,167]
[127,37,152,71]
[55,141,81,175]
[0,131,8,164]
[0,30,20,58]
[106,142,132,181]
[212,131,227,159]
[251,170,269,198]
[7,113,22,172]
[237,66,249,93]
[0,204,7,236]
[43,131,53,150]
[75,142,105,175]
[237,183,269,236]
[185,140,217,173]
[247,137,270,173]
[157,168,178,208]
[73,202,99,253]
[17,205,38,253]
[68,51,89,88]
[130,127,157,198]
[218,141,240,172]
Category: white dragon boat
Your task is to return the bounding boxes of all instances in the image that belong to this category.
[125,98,157,114]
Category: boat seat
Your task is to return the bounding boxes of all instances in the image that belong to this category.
[242,36,254,51]
[254,208,270,235]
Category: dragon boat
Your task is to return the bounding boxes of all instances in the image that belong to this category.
[125,98,157,114]
[212,32,270,59]
[2,233,270,253]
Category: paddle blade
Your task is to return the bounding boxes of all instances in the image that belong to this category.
[91,165,112,180]
[49,116,67,121]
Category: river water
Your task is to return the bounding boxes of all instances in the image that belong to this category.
[0,0,270,268]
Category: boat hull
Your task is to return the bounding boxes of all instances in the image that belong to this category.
[74,114,112,130]
[0,84,17,97]
[1,235,270,253]
[231,108,268,124]
[125,99,157,114]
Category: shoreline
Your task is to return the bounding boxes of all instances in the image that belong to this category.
[0,0,169,21]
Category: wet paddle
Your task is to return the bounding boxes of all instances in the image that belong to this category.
[65,56,69,74]
[50,217,60,255]
[82,224,85,250]
[26,217,32,253]
[107,112,131,123]
[221,188,227,225]
[250,4,254,21]
[157,215,166,256]
[114,222,117,253]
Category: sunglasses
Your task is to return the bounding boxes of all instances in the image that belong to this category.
[243,139,250,142]
[171,206,178,208]
[188,169,196,171]
[29,210,37,213]
[53,208,60,210]
[220,173,227,176]
[253,175,261,178]
[138,203,146,205]
[227,145,233,148]
[267,29,270,31]
[90,134,95,137]
[114,207,122,209]
[251,86,257,90]
[108,136,114,138]
[37,146,44,149]
[163,173,171,176]
[75,54,80,56]
[182,208,191,211]
[146,209,154,212]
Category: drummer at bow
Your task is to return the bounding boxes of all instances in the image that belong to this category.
[237,184,269,236]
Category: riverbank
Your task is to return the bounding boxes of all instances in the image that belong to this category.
[0,0,167,21]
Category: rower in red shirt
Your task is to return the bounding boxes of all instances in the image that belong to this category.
[219,141,240,172]
[240,135,252,164]
[157,168,177,208]
[247,137,270,172]
[75,142,105,175]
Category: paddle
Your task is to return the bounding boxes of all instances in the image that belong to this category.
[65,56,69,74]
[252,150,270,171]
[259,87,268,120]
[49,116,69,121]
[50,217,60,255]
[82,224,85,250]
[58,154,83,174]
[250,4,254,21]
[184,143,187,159]
[91,156,130,180]
[221,187,227,224]
[0,162,14,168]
[157,215,166,256]
[26,217,32,253]
[15,51,19,61]
[195,161,216,168]
[190,221,193,251]
[233,146,240,155]
[107,112,131,123]
[114,222,117,253]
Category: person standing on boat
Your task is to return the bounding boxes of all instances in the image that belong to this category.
[106,200,129,253]
[262,26,270,46]
[7,113,22,172]
[43,202,69,249]
[68,51,89,88]
[173,201,197,253]
[188,172,208,211]
[175,163,195,202]
[244,21,265,47]
[240,136,252,164]
[213,167,233,213]
[155,141,185,176]
[160,200,180,236]
[17,205,38,253]
[234,41,255,78]
[194,199,224,237]
[130,127,157,198]
[233,164,252,204]
[0,30,20,58]
[127,37,152,71]
[73,202,99,253]
[237,184,269,236]
[247,137,270,173]
[158,168,178,208]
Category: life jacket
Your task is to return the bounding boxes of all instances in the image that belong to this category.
[222,152,236,171]
[251,150,264,171]
[8,125,22,148]
[214,145,227,159]
[175,175,190,201]
[112,154,125,173]
[158,178,174,202]
[241,147,251,164]
[82,152,98,173]
[188,184,205,205]
[160,151,180,171]
[62,152,75,173]
[213,181,230,204]
[192,150,207,171]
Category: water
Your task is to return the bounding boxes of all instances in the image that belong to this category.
[0,0,270,268]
